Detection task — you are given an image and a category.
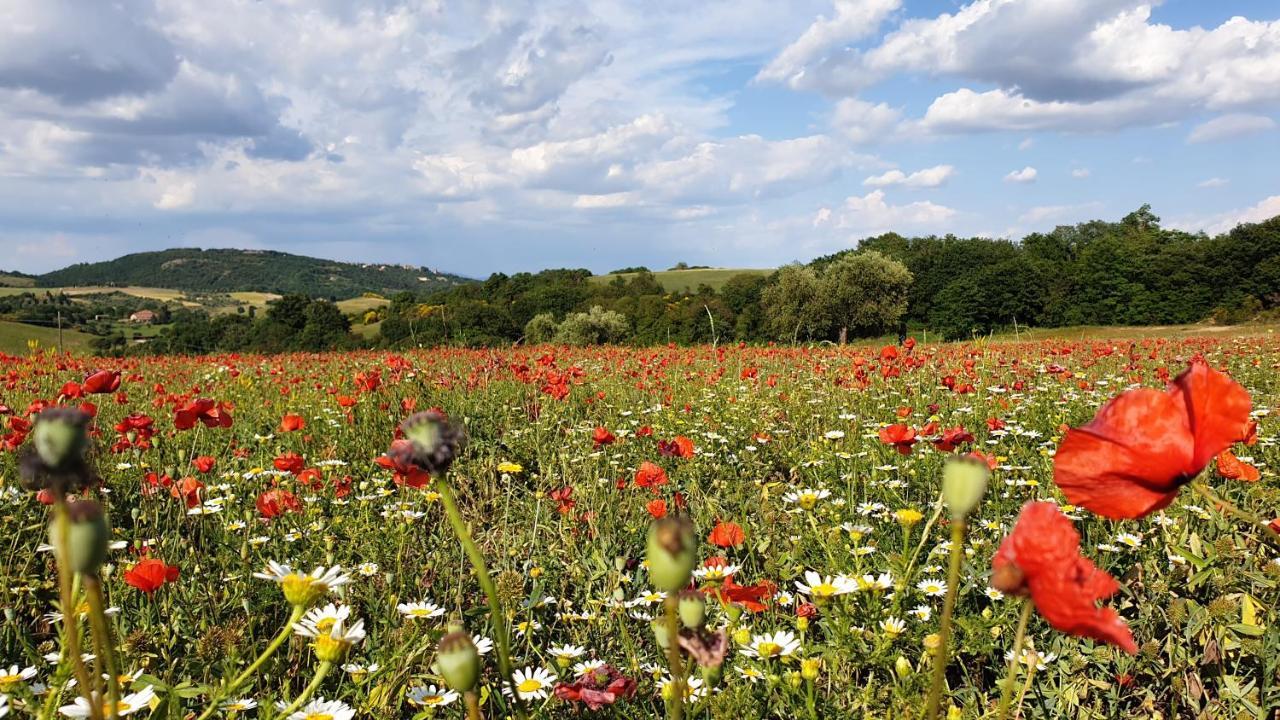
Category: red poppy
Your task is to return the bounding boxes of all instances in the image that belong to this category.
[124,558,180,594]
[646,498,668,518]
[634,462,669,492]
[708,521,745,548]
[273,452,306,475]
[174,398,233,430]
[1053,360,1252,519]
[192,455,216,474]
[592,426,616,447]
[701,558,773,613]
[554,665,637,710]
[992,502,1136,654]
[257,489,303,519]
[1216,450,1260,483]
[280,413,306,432]
[375,440,432,489]
[878,424,916,455]
[82,370,121,395]
[932,426,974,453]
[170,477,204,508]
[549,486,576,514]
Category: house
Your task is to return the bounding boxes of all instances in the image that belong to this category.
[129,310,157,324]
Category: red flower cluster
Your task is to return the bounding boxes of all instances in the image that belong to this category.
[554,665,637,710]
[124,558,180,594]
[174,398,233,430]
[257,489,303,518]
[878,424,916,454]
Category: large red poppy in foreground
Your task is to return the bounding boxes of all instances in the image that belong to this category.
[1053,360,1251,519]
[992,502,1136,654]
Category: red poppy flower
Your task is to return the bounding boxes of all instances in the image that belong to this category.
[257,489,303,519]
[192,455,216,474]
[634,461,669,491]
[932,426,974,453]
[878,424,917,455]
[1053,360,1252,519]
[280,413,306,432]
[174,398,233,430]
[124,558,180,594]
[554,665,637,710]
[992,502,1136,654]
[592,426,616,447]
[375,440,432,489]
[549,486,576,514]
[170,477,204,508]
[708,521,745,548]
[82,370,121,395]
[273,452,306,475]
[1216,450,1260,483]
[646,498,667,518]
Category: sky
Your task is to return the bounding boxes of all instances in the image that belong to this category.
[2,0,1279,278]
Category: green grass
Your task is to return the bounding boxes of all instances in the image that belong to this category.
[591,268,772,293]
[0,273,35,288]
[0,319,94,355]
[0,285,190,301]
[336,296,390,315]
[352,320,382,339]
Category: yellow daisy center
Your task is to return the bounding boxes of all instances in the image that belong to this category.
[0,674,22,684]
[517,679,543,693]
[303,713,334,720]
[757,642,782,657]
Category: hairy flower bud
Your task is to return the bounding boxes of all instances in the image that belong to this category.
[34,408,91,471]
[396,411,465,476]
[942,456,989,520]
[52,500,108,576]
[650,618,672,650]
[437,630,481,693]
[646,516,697,592]
[677,589,706,630]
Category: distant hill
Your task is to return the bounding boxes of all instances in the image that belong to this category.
[591,267,773,293]
[0,271,37,288]
[34,248,472,299]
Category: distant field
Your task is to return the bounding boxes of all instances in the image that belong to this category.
[227,291,281,307]
[352,321,382,339]
[336,296,390,314]
[0,320,94,355]
[0,286,190,302]
[0,273,35,288]
[591,267,773,292]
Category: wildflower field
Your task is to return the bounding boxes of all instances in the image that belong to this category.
[0,335,1277,720]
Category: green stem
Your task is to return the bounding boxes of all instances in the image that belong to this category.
[1190,482,1280,545]
[924,520,966,720]
[663,595,684,720]
[84,576,122,720]
[194,605,306,720]
[275,661,331,718]
[464,691,484,720]
[435,476,525,720]
[996,600,1034,720]
[52,498,101,720]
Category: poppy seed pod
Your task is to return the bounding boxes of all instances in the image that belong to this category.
[52,500,108,576]
[942,456,990,520]
[678,589,706,630]
[33,408,91,472]
[436,630,481,692]
[646,515,697,592]
[650,618,672,650]
[396,411,465,476]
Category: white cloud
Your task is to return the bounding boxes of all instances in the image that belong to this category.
[1018,202,1104,224]
[1172,195,1280,235]
[756,0,902,90]
[1187,114,1276,143]
[1198,177,1229,188]
[155,180,196,209]
[1004,166,1037,183]
[814,189,956,235]
[1017,137,1034,150]
[830,97,906,144]
[863,164,954,188]
[1071,168,1091,179]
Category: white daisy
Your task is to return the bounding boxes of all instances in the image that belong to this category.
[782,488,831,511]
[794,571,855,601]
[407,685,460,707]
[548,644,586,661]
[0,665,37,687]
[509,667,556,701]
[916,578,947,597]
[741,630,801,660]
[60,686,155,718]
[221,698,258,712]
[287,698,355,720]
[397,601,445,620]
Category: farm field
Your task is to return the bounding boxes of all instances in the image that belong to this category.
[591,268,772,293]
[0,335,1276,719]
[0,319,94,354]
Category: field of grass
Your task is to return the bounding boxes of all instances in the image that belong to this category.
[0,319,94,354]
[0,285,190,302]
[0,273,35,287]
[592,267,773,292]
[336,296,390,315]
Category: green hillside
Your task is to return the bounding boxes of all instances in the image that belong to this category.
[591,267,773,293]
[0,320,93,355]
[36,248,472,299]
[0,272,36,287]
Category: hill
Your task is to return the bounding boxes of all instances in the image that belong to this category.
[0,271,37,287]
[35,248,471,299]
[0,320,94,355]
[591,267,773,292]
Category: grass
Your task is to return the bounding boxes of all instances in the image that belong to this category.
[0,273,35,288]
[591,268,773,293]
[351,320,382,339]
[0,286,189,302]
[0,319,94,355]
[336,296,390,315]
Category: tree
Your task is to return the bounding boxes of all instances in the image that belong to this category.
[761,265,826,342]
[523,313,559,344]
[818,251,913,340]
[553,306,630,345]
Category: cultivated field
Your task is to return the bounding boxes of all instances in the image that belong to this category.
[591,268,772,293]
[0,335,1275,719]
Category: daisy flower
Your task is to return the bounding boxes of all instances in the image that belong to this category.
[408,685,460,708]
[741,630,801,660]
[692,563,739,582]
[356,562,379,577]
[397,601,445,620]
[509,667,556,701]
[60,686,156,718]
[572,659,607,677]
[287,698,355,720]
[0,694,9,719]
[221,698,258,712]
[254,562,350,607]
[909,605,933,622]
[794,571,855,601]
[294,603,350,635]
[735,666,766,683]
[880,617,907,638]
[782,488,831,511]
[658,676,707,702]
[916,578,947,597]
[0,666,37,687]
[472,635,494,655]
[548,644,586,662]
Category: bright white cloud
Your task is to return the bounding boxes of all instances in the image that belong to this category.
[863,164,954,188]
[1187,114,1276,143]
[1172,195,1280,235]
[814,189,956,235]
[756,0,902,90]
[1198,177,1229,188]
[1004,166,1037,183]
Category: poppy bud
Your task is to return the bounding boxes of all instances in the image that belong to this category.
[33,408,90,471]
[651,617,672,650]
[396,411,465,477]
[678,589,706,630]
[646,516,697,592]
[52,500,108,576]
[942,456,989,520]
[436,631,480,693]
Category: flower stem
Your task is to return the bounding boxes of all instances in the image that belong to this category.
[924,519,966,720]
[1190,482,1280,545]
[195,604,306,720]
[84,576,122,720]
[275,661,331,718]
[434,476,526,720]
[464,691,484,720]
[995,600,1033,720]
[663,595,685,720]
[52,497,101,720]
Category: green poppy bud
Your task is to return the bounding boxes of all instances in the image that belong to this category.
[650,618,672,650]
[942,456,990,520]
[33,408,90,472]
[52,500,108,576]
[646,516,697,592]
[437,630,481,692]
[678,590,706,630]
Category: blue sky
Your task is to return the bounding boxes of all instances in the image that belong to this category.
[2,0,1278,278]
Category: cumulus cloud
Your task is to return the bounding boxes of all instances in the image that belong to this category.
[863,165,954,188]
[813,189,956,235]
[756,0,901,90]
[1187,114,1276,143]
[1004,166,1037,183]
[1071,168,1091,179]
[1172,195,1280,236]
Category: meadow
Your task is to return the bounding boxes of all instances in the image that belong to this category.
[0,335,1276,719]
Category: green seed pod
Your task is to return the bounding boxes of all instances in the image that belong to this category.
[51,500,108,576]
[678,590,706,630]
[646,516,697,592]
[942,456,990,520]
[33,408,90,472]
[650,618,672,650]
[436,630,481,693]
